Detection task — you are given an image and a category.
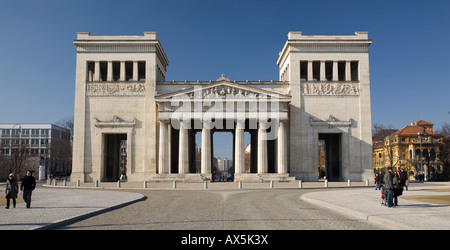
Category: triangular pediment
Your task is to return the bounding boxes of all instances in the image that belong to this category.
[156,81,291,101]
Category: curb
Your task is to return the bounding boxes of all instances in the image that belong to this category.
[300,194,413,230]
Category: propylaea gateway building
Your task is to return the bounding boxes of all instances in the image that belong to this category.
[71,31,373,183]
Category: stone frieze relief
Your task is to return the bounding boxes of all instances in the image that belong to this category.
[86,83,145,96]
[302,82,359,96]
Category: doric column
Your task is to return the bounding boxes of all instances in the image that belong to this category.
[257,121,268,174]
[277,120,287,174]
[234,120,245,174]
[332,61,338,81]
[120,61,126,81]
[178,121,190,174]
[345,61,351,81]
[107,61,113,81]
[201,121,211,175]
[93,61,100,81]
[133,61,139,81]
[320,61,326,81]
[307,61,313,81]
[158,120,169,174]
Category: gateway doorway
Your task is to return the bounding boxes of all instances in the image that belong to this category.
[103,133,127,182]
[318,133,342,181]
[212,132,234,181]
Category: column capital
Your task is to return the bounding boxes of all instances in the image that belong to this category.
[202,120,213,130]
[236,119,245,128]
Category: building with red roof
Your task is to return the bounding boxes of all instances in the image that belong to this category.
[373,120,444,180]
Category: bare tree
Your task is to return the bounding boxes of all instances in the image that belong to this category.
[52,116,73,161]
[56,116,74,139]
[438,121,450,137]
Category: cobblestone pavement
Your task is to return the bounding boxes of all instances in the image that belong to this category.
[57,188,388,230]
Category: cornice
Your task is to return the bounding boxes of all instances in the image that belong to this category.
[74,38,169,67]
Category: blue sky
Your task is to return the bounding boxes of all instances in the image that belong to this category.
[1,0,449,158]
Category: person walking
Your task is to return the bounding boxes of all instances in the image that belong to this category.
[20,170,36,208]
[393,171,401,207]
[399,167,408,191]
[5,173,19,209]
[374,173,380,190]
[383,167,394,208]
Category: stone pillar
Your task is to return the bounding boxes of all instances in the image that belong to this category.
[201,121,211,175]
[120,61,126,81]
[178,121,189,174]
[94,61,100,81]
[332,61,338,81]
[277,120,287,174]
[345,61,351,81]
[158,120,169,174]
[235,120,245,174]
[307,61,313,81]
[133,61,139,81]
[107,61,113,81]
[258,121,268,174]
[320,61,326,81]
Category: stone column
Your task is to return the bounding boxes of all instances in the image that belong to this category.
[201,121,211,175]
[257,121,268,174]
[178,121,190,174]
[307,61,313,81]
[133,61,139,81]
[120,61,126,81]
[93,61,100,81]
[158,120,169,174]
[320,61,326,81]
[345,61,351,81]
[107,61,113,81]
[234,120,245,174]
[332,61,338,81]
[277,120,287,174]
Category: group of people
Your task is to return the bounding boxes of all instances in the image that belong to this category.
[4,170,36,209]
[374,167,408,208]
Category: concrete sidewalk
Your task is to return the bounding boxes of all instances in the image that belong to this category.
[301,183,450,230]
[0,187,145,230]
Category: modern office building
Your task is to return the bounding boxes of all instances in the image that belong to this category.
[0,123,71,178]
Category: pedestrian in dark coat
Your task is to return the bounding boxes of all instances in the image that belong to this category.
[20,170,36,208]
[5,173,19,209]
[399,168,408,190]
[383,167,394,208]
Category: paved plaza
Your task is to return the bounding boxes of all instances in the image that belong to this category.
[1,181,449,230]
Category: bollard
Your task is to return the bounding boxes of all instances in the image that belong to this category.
[143,180,148,189]
[204,181,208,189]
[95,180,99,188]
[298,180,302,188]
[238,181,242,189]
[77,180,80,187]
[117,180,121,188]
[173,181,177,189]
[348,179,351,187]
[270,180,274,189]
[324,179,328,188]
[54,179,57,186]
[63,179,67,186]
[366,178,370,186]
